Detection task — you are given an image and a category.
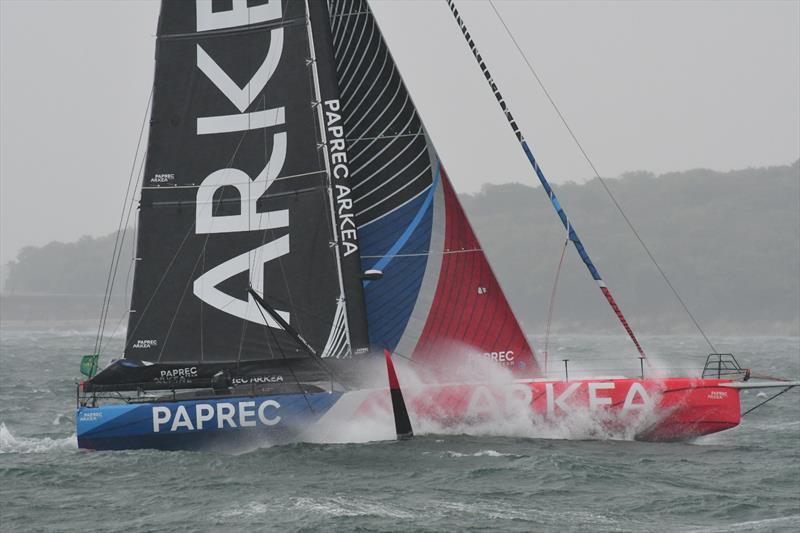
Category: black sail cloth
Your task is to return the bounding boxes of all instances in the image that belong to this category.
[90,1,369,391]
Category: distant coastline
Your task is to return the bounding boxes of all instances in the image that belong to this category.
[2,163,798,336]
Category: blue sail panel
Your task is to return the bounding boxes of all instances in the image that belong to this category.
[358,187,434,350]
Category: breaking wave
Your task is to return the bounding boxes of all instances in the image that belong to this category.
[220,497,416,520]
[291,497,416,519]
[305,352,664,445]
[0,423,77,454]
[445,449,520,458]
[687,515,800,532]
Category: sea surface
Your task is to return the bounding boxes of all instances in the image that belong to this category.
[1,329,798,532]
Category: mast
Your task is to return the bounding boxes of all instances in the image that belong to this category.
[445,0,647,359]
[307,0,371,357]
[304,0,353,357]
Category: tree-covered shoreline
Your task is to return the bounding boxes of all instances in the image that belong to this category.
[3,162,798,335]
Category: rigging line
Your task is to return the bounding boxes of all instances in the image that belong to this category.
[235,315,250,368]
[386,346,518,381]
[330,10,373,19]
[251,95,296,359]
[96,93,150,348]
[741,386,796,417]
[141,169,326,189]
[206,153,340,334]
[273,193,314,345]
[148,161,217,363]
[544,239,570,376]
[200,246,205,362]
[254,300,316,413]
[210,285,344,334]
[346,131,422,143]
[94,87,153,355]
[105,215,140,344]
[127,129,250,343]
[264,11,332,355]
[447,0,648,361]
[360,248,483,259]
[152,107,244,356]
[487,0,717,354]
[251,285,341,390]
[98,147,148,354]
[234,1,277,370]
[156,239,209,363]
[386,347,432,369]
[97,158,146,351]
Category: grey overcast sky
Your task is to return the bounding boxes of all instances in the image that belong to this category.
[1,0,798,269]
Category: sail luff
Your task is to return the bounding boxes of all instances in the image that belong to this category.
[445,0,647,360]
[304,0,353,358]
[308,0,371,356]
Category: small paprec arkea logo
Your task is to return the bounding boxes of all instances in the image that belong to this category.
[232,375,284,385]
[132,339,158,349]
[151,173,175,184]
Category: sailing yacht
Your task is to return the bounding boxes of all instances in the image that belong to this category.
[76,0,794,451]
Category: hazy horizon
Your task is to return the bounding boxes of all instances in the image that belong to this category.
[1,0,798,268]
[3,163,798,337]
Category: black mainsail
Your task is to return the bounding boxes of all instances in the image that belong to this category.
[76,1,787,452]
[90,1,369,390]
[88,0,540,392]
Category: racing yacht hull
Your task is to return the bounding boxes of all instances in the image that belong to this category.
[76,377,740,451]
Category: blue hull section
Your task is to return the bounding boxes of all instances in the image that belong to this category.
[77,392,342,452]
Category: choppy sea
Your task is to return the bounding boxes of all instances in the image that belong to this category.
[1,329,798,532]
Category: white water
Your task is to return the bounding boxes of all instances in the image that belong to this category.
[0,423,77,454]
[1,331,797,532]
[304,351,665,446]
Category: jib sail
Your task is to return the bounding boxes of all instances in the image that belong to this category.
[327,0,540,376]
[95,0,369,390]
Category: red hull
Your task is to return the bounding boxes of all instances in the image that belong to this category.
[354,377,741,441]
